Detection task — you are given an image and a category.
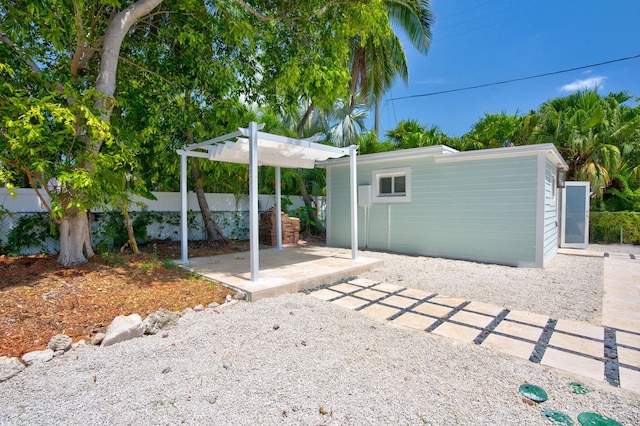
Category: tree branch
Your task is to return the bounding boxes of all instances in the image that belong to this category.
[233,0,276,21]
[0,30,43,75]
[70,3,86,76]
[22,170,60,224]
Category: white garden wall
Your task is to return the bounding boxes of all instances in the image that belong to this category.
[0,189,317,255]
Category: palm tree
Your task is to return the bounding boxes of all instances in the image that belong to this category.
[462,112,524,150]
[349,0,434,135]
[530,90,638,197]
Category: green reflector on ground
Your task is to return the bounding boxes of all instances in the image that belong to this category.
[541,409,574,425]
[519,383,548,403]
[577,412,622,426]
[569,382,591,394]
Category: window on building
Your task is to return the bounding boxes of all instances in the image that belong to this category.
[372,167,411,202]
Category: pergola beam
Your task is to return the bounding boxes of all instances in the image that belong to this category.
[177,121,358,283]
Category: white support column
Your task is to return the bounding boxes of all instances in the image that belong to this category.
[179,151,188,263]
[349,145,358,260]
[249,122,259,282]
[275,166,282,250]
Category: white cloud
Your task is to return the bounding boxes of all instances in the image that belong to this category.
[560,76,606,92]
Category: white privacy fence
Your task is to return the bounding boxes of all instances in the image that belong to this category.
[0,189,318,255]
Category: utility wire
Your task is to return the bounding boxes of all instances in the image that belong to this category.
[387,54,640,101]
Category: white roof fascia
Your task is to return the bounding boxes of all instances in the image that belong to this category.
[433,143,569,170]
[318,145,457,168]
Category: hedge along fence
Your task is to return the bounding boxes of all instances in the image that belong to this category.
[0,189,312,256]
[590,212,640,244]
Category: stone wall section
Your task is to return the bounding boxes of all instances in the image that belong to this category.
[259,207,300,246]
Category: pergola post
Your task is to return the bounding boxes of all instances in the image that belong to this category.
[349,145,358,260]
[275,166,282,250]
[249,121,259,282]
[180,151,188,263]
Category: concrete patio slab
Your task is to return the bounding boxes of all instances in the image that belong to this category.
[179,246,383,301]
[602,256,640,333]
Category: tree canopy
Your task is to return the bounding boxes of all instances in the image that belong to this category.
[0,0,397,264]
[364,90,640,209]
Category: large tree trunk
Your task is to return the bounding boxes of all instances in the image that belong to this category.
[93,0,164,136]
[58,208,94,266]
[191,162,228,243]
[57,0,162,266]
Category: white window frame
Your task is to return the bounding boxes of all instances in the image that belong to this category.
[550,174,557,206]
[372,167,411,203]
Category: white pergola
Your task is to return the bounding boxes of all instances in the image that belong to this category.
[176,122,358,282]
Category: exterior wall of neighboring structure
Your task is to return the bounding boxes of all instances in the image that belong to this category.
[542,155,561,266]
[324,145,568,268]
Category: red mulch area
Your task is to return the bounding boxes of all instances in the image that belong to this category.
[0,240,249,358]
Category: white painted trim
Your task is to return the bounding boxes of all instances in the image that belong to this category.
[350,146,358,260]
[275,166,282,250]
[325,167,332,246]
[372,167,411,203]
[180,152,188,263]
[560,181,591,248]
[433,143,568,170]
[317,145,458,168]
[249,122,259,282]
[534,153,546,268]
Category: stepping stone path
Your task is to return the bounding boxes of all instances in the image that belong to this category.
[307,276,640,394]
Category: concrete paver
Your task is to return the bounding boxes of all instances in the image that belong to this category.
[309,251,640,393]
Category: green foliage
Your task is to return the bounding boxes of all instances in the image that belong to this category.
[385,119,447,149]
[529,90,640,197]
[93,211,156,251]
[357,131,395,154]
[293,205,318,235]
[590,212,640,244]
[461,112,525,149]
[599,175,640,212]
[1,214,57,255]
[162,258,178,269]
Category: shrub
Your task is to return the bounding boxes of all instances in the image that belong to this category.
[590,212,640,244]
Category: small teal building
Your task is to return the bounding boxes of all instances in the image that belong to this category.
[320,144,569,268]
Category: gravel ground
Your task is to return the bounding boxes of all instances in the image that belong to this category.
[360,250,604,325]
[1,245,639,425]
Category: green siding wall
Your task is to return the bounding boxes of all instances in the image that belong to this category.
[543,158,560,266]
[328,154,542,266]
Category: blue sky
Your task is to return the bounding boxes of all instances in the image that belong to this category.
[368,0,640,138]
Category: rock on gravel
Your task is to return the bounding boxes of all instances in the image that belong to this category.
[142,309,179,335]
[0,357,25,382]
[47,334,72,353]
[21,349,54,366]
[0,294,638,425]
[101,314,144,347]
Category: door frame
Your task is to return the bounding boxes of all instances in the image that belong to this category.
[560,181,590,248]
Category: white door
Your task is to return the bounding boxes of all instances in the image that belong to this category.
[561,182,590,248]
